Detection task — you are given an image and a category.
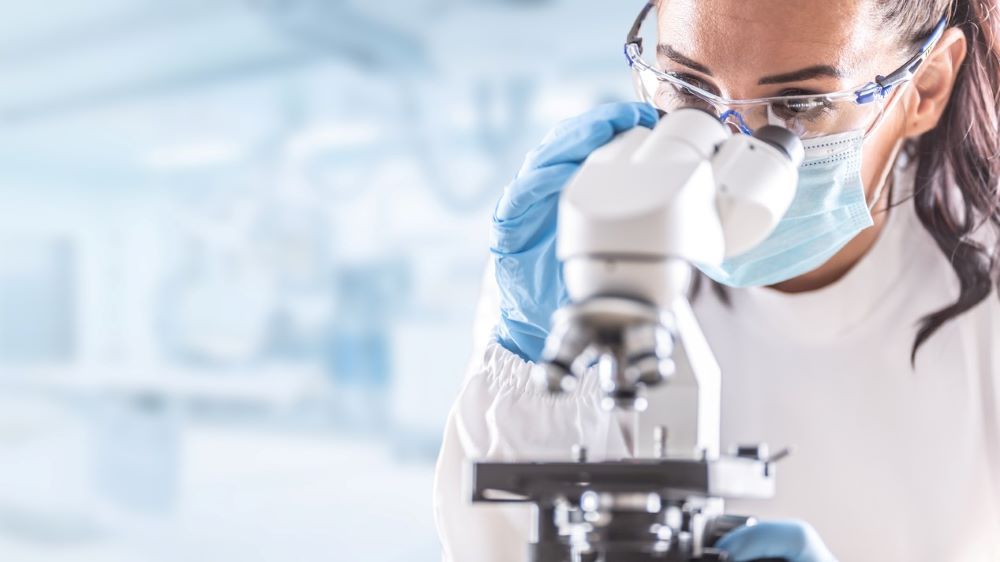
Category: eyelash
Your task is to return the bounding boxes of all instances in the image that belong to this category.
[667,72,825,100]
[661,73,834,123]
[778,88,821,97]
[667,72,718,95]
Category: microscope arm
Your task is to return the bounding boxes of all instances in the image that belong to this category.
[541,108,802,459]
[472,109,803,561]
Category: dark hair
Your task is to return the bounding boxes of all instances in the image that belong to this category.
[882,0,1000,363]
[693,0,1000,365]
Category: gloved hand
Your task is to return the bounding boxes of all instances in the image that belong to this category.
[716,520,838,562]
[491,101,659,362]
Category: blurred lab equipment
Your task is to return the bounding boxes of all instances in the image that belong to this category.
[0,0,647,560]
[327,260,409,433]
[92,391,180,515]
[0,237,76,364]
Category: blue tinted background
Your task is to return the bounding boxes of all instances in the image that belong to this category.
[0,1,636,560]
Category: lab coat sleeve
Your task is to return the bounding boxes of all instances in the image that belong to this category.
[432,261,622,562]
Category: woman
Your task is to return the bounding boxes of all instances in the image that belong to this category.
[435,0,1000,560]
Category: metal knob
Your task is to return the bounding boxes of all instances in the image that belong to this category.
[533,315,593,394]
[623,322,676,389]
[532,361,577,393]
[702,514,757,547]
[734,444,769,461]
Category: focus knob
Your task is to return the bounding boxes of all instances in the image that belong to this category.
[702,514,757,547]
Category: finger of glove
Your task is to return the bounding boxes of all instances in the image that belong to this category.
[494,242,563,328]
[493,163,578,234]
[519,101,658,174]
[496,312,550,363]
[715,521,837,562]
[496,103,656,222]
[493,237,567,363]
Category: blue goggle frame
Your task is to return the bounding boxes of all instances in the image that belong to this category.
[624,2,948,112]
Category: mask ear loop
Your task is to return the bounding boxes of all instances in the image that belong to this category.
[861,81,913,211]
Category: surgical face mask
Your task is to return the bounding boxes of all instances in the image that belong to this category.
[695,129,875,288]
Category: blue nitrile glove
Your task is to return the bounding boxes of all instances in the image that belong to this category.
[491,102,659,362]
[716,520,838,562]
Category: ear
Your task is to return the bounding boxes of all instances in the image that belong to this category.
[901,27,968,138]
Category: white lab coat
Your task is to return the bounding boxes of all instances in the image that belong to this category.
[433,159,1000,561]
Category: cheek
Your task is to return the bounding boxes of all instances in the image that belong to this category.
[860,107,909,198]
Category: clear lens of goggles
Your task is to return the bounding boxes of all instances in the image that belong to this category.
[630,67,885,139]
[625,2,948,140]
[625,4,888,140]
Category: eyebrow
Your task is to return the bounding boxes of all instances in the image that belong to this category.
[757,65,844,85]
[657,43,844,85]
[658,44,713,76]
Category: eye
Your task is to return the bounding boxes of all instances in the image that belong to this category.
[653,73,718,114]
[778,88,820,97]
[666,72,719,97]
[770,96,834,122]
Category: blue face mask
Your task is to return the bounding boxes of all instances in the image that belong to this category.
[696,130,875,288]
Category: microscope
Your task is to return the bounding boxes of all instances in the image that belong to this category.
[469,108,805,561]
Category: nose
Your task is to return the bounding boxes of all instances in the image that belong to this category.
[723,121,744,135]
[719,109,753,135]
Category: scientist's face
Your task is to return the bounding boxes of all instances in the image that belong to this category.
[657,0,913,203]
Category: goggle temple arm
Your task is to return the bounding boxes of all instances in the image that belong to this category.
[854,15,948,104]
[624,1,656,64]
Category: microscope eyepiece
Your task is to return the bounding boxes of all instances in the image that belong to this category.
[752,125,805,166]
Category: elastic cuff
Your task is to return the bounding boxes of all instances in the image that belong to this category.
[482,338,600,401]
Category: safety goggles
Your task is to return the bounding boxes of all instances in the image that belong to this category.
[624,2,948,139]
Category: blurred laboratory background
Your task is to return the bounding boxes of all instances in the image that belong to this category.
[0,0,636,560]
